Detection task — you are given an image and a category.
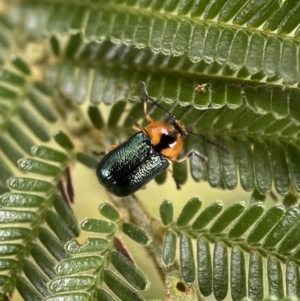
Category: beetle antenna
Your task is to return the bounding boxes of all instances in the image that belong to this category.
[186,129,229,155]
[140,81,229,155]
[140,81,176,120]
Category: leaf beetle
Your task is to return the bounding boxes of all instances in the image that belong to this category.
[96,82,223,197]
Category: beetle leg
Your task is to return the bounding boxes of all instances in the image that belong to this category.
[106,144,119,151]
[140,81,155,123]
[128,116,143,132]
[132,124,142,132]
[169,151,207,190]
[175,150,208,163]
[143,95,154,123]
[129,119,143,132]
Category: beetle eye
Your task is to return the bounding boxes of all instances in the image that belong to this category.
[181,129,187,139]
[167,118,187,139]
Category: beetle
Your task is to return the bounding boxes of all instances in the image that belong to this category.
[96,82,213,197]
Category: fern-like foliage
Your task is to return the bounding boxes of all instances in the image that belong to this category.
[160,197,300,300]
[0,0,299,300]
[15,0,300,86]
[44,202,150,301]
[1,173,79,300]
[0,14,79,300]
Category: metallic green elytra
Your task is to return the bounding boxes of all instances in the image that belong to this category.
[96,82,211,197]
[96,131,169,197]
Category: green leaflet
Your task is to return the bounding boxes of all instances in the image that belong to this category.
[161,199,300,300]
[0,1,300,300]
[17,1,300,86]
